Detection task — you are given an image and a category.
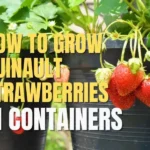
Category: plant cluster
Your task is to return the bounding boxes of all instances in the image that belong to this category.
[95,0,150,109]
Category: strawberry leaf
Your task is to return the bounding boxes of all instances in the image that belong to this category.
[0,0,22,18]
[16,23,36,36]
[10,8,30,23]
[68,0,85,7]
[32,2,58,20]
[0,19,7,33]
[21,0,38,8]
[26,12,45,23]
[16,22,47,36]
[95,0,128,15]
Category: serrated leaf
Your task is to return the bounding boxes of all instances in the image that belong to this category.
[0,12,9,23]
[26,12,45,23]
[16,22,47,36]
[104,60,115,69]
[0,0,22,18]
[32,2,58,20]
[95,0,128,15]
[21,0,37,8]
[16,23,36,36]
[10,7,30,22]
[9,0,40,19]
[68,0,85,7]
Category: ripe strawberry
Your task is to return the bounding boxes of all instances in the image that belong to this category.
[53,65,70,82]
[114,64,144,96]
[12,115,24,135]
[107,74,135,110]
[135,79,150,107]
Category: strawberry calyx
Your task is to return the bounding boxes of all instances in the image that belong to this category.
[117,60,128,66]
[117,58,144,75]
[145,74,150,80]
[128,58,142,74]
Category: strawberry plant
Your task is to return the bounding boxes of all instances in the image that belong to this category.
[95,0,150,110]
[0,0,70,49]
[55,0,103,33]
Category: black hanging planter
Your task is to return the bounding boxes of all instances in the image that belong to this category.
[61,40,150,150]
[0,50,53,150]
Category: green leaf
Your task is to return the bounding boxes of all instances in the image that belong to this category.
[11,9,45,23]
[26,12,45,23]
[0,19,7,33]
[95,0,128,15]
[10,7,30,23]
[0,12,9,23]
[0,6,6,15]
[16,22,47,36]
[16,23,36,36]
[0,0,22,18]
[104,14,132,34]
[32,2,58,20]
[20,0,37,8]
[68,0,85,7]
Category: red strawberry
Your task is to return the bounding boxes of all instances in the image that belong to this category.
[107,74,135,110]
[12,115,24,135]
[53,65,70,82]
[135,79,150,107]
[114,64,144,96]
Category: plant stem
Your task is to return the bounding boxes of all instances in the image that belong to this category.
[130,38,134,57]
[50,26,58,34]
[142,28,150,37]
[104,19,135,38]
[100,53,104,68]
[55,52,58,58]
[56,0,87,31]
[83,2,89,17]
[20,102,25,111]
[138,30,149,51]
[124,0,141,16]
[121,40,128,62]
[138,39,143,65]
[93,0,98,32]
[77,5,91,33]
[26,78,32,83]
[133,30,138,57]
